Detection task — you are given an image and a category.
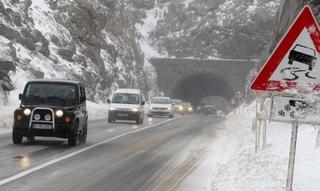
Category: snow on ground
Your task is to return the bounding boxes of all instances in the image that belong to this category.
[178,102,320,191]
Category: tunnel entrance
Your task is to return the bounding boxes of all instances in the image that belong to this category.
[199,96,231,113]
[171,73,234,108]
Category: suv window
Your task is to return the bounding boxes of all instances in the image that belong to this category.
[23,83,77,106]
[112,93,140,104]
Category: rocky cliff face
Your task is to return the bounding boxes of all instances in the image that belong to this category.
[270,0,320,52]
[0,0,280,104]
[0,0,150,104]
[150,0,279,59]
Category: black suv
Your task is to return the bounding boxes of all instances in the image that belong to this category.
[13,80,88,146]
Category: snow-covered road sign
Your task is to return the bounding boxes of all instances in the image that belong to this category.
[250,6,320,92]
[270,94,320,125]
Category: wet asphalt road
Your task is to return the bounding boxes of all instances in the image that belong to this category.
[0,115,221,191]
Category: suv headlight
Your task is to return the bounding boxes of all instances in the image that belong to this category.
[56,110,64,117]
[109,107,115,111]
[132,108,139,112]
[23,108,31,116]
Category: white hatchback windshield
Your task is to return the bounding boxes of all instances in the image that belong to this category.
[112,93,140,104]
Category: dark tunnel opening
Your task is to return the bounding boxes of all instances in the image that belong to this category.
[171,73,234,108]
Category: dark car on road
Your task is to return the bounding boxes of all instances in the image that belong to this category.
[183,102,193,114]
[202,105,216,115]
[13,80,88,146]
[288,44,317,71]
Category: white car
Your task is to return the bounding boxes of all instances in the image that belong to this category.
[107,89,145,124]
[148,97,174,118]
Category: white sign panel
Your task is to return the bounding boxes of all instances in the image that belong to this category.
[269,28,320,83]
[270,94,320,125]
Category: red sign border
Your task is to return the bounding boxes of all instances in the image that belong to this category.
[250,6,320,92]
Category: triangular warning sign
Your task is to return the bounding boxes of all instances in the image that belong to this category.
[251,6,320,92]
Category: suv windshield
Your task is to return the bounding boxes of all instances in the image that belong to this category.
[151,97,171,104]
[23,83,77,106]
[112,93,140,104]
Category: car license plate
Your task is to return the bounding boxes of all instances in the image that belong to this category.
[33,124,52,129]
[118,113,129,117]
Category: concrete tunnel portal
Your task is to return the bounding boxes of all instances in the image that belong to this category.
[171,73,234,108]
[150,58,255,110]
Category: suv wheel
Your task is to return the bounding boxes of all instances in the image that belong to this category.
[12,129,23,144]
[79,122,87,144]
[68,121,79,146]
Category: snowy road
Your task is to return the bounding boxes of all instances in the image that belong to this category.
[0,115,221,191]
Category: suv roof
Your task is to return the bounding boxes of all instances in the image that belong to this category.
[114,88,141,94]
[28,79,82,85]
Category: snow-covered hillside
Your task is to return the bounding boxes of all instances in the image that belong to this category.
[0,0,280,104]
[0,0,151,105]
[150,0,280,59]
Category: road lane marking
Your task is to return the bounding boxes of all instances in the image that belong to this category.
[0,118,177,186]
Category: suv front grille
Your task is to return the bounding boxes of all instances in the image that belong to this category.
[29,107,55,131]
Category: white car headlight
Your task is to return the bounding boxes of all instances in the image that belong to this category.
[34,113,41,120]
[132,108,139,112]
[167,106,172,110]
[23,108,31,116]
[45,114,51,121]
[109,107,115,111]
[55,110,64,117]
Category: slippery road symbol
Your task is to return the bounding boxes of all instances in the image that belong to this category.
[280,67,316,81]
[280,44,317,81]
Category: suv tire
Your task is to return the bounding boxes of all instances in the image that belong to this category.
[79,122,87,144]
[12,129,23,144]
[68,121,79,146]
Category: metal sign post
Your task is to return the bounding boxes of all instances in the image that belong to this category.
[254,94,268,152]
[286,122,299,191]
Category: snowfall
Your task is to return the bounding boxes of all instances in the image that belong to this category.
[1,0,318,190]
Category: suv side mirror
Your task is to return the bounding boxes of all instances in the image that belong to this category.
[19,93,22,100]
[141,101,145,106]
[107,99,111,104]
